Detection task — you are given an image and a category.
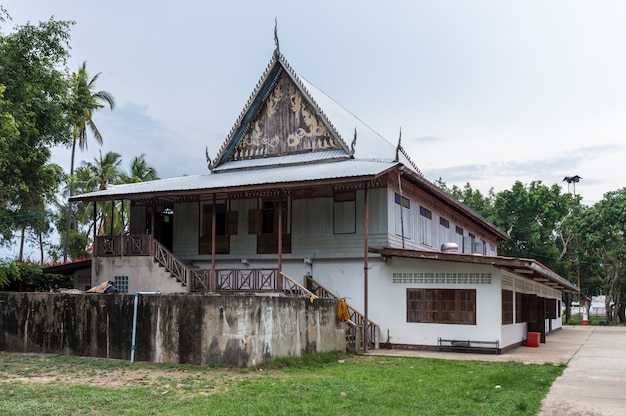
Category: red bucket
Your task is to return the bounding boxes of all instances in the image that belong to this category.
[525,332,540,347]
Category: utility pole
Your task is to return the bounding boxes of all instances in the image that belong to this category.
[563,175,582,319]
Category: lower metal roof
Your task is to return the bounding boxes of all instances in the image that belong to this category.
[71,159,400,202]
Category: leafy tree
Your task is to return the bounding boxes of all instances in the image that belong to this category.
[0,13,73,248]
[435,179,495,220]
[491,181,575,272]
[0,258,19,288]
[63,61,115,260]
[575,188,626,323]
[12,163,65,263]
[57,152,159,258]
[0,259,72,291]
[437,178,582,321]
[63,151,125,251]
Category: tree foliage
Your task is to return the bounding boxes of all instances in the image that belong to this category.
[437,179,581,288]
[492,181,576,273]
[0,15,73,243]
[575,188,626,323]
[64,61,116,260]
[0,259,73,291]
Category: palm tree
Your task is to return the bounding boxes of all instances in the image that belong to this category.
[84,150,123,236]
[122,154,159,184]
[118,154,159,232]
[64,62,115,261]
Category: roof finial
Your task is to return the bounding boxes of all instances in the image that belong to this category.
[273,18,280,57]
[206,146,214,172]
[350,128,357,157]
[395,127,402,162]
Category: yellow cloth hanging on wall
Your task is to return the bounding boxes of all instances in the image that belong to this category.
[337,298,350,322]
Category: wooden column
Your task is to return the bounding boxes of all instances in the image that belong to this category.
[277,197,283,291]
[363,182,369,353]
[211,194,217,292]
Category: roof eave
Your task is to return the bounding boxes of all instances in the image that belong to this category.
[369,247,578,292]
[70,169,395,204]
[402,168,509,241]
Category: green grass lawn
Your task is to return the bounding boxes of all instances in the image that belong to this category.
[0,351,563,416]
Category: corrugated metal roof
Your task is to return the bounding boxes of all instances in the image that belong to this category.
[72,159,399,201]
[369,247,578,292]
[296,76,405,162]
[213,150,348,171]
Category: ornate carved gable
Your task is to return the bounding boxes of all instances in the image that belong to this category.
[232,70,342,160]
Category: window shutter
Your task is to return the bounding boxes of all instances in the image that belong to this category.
[226,211,238,235]
[248,209,261,234]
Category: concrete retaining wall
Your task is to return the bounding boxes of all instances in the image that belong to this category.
[0,292,345,367]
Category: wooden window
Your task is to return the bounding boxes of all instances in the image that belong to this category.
[202,203,226,236]
[334,191,356,234]
[455,226,464,251]
[546,298,557,320]
[394,192,412,239]
[407,289,422,322]
[226,211,238,235]
[199,203,235,254]
[439,217,450,228]
[418,206,433,246]
[394,192,410,208]
[248,209,261,234]
[522,294,538,323]
[250,200,291,254]
[515,292,523,323]
[502,290,513,325]
[407,288,476,325]
[463,233,476,254]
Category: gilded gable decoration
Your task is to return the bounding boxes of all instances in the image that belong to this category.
[232,71,341,160]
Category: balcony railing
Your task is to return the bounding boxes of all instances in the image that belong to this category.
[95,235,309,296]
[95,235,152,257]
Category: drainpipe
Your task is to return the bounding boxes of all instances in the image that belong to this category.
[211,194,216,292]
[130,291,160,363]
[363,182,369,353]
[277,198,283,291]
[397,167,405,249]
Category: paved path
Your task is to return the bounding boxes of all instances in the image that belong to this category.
[367,326,626,415]
[537,326,626,416]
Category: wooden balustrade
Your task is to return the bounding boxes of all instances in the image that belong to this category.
[305,275,378,352]
[95,235,152,257]
[94,236,375,351]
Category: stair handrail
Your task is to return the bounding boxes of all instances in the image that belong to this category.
[304,275,378,327]
[305,274,378,351]
[280,272,316,300]
[152,239,190,288]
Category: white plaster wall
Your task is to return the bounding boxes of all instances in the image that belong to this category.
[501,323,527,347]
[304,255,532,349]
[94,257,187,293]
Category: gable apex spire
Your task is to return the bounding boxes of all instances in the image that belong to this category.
[273,18,280,57]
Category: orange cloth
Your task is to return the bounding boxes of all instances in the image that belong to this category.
[337,298,350,322]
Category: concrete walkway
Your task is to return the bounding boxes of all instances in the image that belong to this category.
[367,326,626,415]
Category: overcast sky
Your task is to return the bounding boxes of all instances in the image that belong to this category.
[4,0,626,208]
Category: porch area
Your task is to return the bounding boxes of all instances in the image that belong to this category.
[95,234,303,294]
[93,234,379,352]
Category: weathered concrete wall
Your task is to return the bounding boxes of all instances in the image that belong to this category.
[0,292,345,367]
[94,257,187,294]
